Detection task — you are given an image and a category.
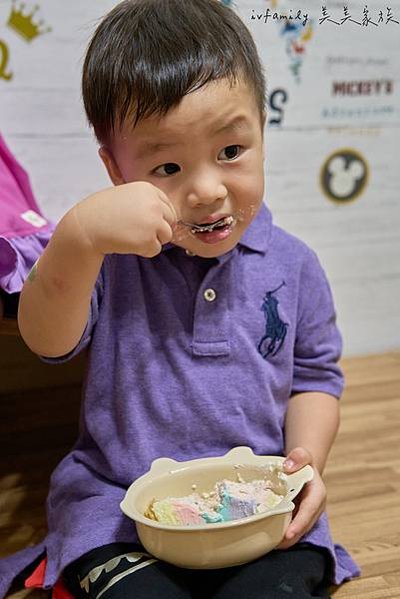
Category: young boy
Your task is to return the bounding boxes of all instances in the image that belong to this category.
[0,0,360,597]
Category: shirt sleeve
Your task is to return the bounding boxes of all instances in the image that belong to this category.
[0,228,55,294]
[291,249,344,399]
[40,265,104,364]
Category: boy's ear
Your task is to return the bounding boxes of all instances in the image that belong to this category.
[99,146,125,185]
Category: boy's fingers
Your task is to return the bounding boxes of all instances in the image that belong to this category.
[283,446,312,473]
[277,475,327,550]
[285,488,325,542]
[157,221,174,245]
[277,506,322,550]
[157,190,178,225]
[288,503,322,539]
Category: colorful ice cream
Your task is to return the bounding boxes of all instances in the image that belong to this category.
[145,477,284,525]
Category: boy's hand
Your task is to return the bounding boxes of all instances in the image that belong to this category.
[74,181,177,258]
[277,447,326,549]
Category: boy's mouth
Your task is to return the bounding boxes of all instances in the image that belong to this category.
[181,215,235,235]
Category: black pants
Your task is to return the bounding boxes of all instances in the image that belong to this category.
[64,542,332,599]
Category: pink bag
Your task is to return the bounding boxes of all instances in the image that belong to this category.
[0,134,54,293]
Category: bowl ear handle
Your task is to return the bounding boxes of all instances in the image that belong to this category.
[149,457,179,475]
[224,446,256,461]
[285,465,314,502]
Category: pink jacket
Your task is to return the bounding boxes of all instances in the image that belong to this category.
[0,134,54,293]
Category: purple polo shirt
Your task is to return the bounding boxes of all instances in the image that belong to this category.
[0,203,360,596]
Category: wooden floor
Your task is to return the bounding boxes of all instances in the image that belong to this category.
[1,352,400,598]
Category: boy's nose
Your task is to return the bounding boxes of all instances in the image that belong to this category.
[186,172,228,208]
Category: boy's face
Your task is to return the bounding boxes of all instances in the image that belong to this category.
[100,78,265,258]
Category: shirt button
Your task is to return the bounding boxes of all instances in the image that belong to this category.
[204,288,217,302]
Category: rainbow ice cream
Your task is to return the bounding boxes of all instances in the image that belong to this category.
[145,477,284,526]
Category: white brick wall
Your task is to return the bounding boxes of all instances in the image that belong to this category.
[1,0,399,355]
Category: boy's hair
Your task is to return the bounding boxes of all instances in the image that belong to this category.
[82,0,266,144]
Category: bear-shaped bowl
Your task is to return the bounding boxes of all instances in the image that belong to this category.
[120,446,313,569]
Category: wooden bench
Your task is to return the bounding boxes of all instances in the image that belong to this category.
[0,311,85,394]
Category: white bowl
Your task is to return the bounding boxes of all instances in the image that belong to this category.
[120,446,313,569]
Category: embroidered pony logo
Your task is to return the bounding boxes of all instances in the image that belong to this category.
[258,281,288,359]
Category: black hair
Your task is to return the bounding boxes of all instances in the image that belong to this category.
[82,0,266,143]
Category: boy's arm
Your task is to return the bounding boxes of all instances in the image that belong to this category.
[277,392,340,548]
[277,249,342,548]
[18,206,103,358]
[18,182,176,358]
[284,391,340,474]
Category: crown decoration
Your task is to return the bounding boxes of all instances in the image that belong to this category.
[7,1,52,42]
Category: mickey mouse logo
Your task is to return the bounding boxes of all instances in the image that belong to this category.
[320,148,369,203]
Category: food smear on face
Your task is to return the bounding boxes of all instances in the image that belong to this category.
[144,477,284,525]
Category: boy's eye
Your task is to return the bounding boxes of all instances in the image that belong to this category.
[219,145,241,160]
[153,163,181,176]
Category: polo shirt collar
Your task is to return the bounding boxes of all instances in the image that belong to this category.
[238,202,272,254]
